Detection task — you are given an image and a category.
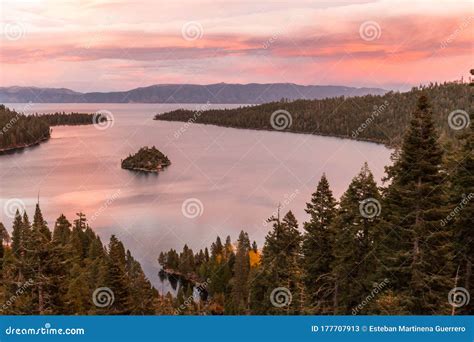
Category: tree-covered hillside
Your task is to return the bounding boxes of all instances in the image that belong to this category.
[0,207,175,314]
[0,105,102,152]
[158,94,473,315]
[156,82,472,146]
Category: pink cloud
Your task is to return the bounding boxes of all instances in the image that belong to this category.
[0,1,472,91]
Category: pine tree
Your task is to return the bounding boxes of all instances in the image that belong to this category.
[302,173,337,313]
[11,210,23,258]
[331,163,381,314]
[27,204,55,314]
[231,230,251,313]
[249,210,303,314]
[104,235,131,314]
[126,250,156,314]
[450,109,473,314]
[52,214,71,245]
[380,95,453,314]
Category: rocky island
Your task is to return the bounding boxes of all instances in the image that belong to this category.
[121,146,171,173]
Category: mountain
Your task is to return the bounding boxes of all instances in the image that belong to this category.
[0,83,387,104]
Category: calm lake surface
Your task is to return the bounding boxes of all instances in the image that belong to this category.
[0,103,392,293]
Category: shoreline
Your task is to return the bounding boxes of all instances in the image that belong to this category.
[121,163,171,173]
[0,136,50,154]
[154,117,396,148]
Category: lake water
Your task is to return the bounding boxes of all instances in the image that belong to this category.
[0,103,392,293]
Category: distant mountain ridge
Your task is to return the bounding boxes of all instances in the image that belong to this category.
[0,83,387,104]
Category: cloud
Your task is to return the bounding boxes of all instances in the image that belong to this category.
[0,0,471,90]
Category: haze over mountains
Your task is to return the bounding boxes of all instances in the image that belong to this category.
[0,83,387,104]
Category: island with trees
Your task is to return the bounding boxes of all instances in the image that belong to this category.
[0,92,472,315]
[121,146,171,173]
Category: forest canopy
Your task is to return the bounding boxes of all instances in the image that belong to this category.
[0,105,103,152]
[155,81,471,146]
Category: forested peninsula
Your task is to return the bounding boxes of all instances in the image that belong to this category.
[0,105,103,153]
[155,81,471,147]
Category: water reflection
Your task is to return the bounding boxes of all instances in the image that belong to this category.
[0,103,392,292]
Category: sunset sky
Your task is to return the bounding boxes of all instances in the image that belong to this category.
[0,0,472,92]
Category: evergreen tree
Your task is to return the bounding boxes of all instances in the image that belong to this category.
[331,163,381,314]
[105,235,131,314]
[302,173,337,313]
[52,214,71,245]
[27,204,55,314]
[450,109,473,314]
[231,230,251,313]
[10,210,23,258]
[249,210,303,314]
[380,95,453,314]
[126,250,156,314]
